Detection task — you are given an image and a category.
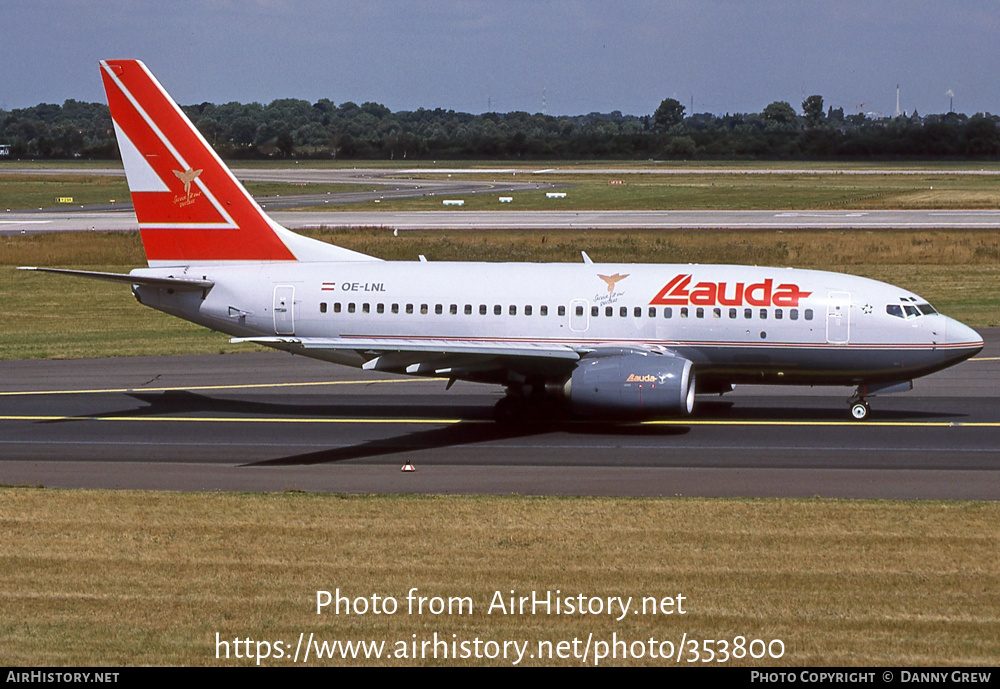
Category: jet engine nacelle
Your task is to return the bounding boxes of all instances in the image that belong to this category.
[569,350,695,417]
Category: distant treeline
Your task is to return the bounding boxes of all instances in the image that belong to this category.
[2,95,999,160]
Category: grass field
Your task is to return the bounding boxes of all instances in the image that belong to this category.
[2,489,997,666]
[296,171,1000,212]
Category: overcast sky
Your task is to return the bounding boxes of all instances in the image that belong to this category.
[2,0,997,118]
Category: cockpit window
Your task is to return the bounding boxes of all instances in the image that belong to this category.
[887,303,933,319]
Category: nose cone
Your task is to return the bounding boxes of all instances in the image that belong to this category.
[944,316,983,358]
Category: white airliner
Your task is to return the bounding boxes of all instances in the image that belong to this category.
[23,60,983,422]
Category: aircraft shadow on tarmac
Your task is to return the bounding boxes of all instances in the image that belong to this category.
[34,388,969,466]
[112,391,693,466]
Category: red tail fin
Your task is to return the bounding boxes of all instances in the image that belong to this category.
[100,60,373,266]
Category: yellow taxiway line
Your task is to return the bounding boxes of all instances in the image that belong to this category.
[0,415,465,424]
[1,415,998,428]
[0,378,424,397]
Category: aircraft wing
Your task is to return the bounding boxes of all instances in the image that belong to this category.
[232,336,581,360]
[231,335,583,377]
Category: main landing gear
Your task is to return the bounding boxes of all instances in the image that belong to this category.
[493,385,567,427]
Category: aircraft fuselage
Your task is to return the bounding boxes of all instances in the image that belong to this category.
[132,261,982,389]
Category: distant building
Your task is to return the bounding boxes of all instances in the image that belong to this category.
[0,144,10,156]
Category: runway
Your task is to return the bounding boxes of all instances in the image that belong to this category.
[6,209,1000,235]
[1,330,998,499]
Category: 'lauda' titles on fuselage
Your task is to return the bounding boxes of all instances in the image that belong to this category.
[650,274,812,307]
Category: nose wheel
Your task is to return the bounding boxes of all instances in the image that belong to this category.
[850,400,870,420]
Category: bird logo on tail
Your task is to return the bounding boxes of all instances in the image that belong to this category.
[172,168,202,206]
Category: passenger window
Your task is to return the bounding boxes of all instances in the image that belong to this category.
[465,304,472,315]
[334,303,342,313]
[663,307,672,319]
[391,303,398,314]
[713,308,721,319]
[449,304,457,315]
[790,309,798,320]
[558,306,566,317]
[362,303,370,314]
[634,307,642,318]
[729,308,737,319]
[420,304,428,315]
[680,307,688,319]
[759,309,767,319]
[524,305,532,316]
[774,308,782,320]
[494,305,502,315]
[592,306,599,317]
[575,305,584,317]
[744,308,752,319]
[605,306,613,317]
[540,305,548,316]
[320,302,327,314]
[649,307,656,318]
[348,303,356,314]
[480,304,487,315]
[805,309,814,320]
[434,304,442,315]
[620,306,627,318]
[406,304,413,314]
[510,305,518,316]
[377,303,384,314]
[696,307,704,319]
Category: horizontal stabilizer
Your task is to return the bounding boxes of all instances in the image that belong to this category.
[18,267,214,290]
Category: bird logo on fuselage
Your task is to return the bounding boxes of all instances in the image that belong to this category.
[598,273,629,294]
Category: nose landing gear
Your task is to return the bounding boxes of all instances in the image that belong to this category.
[848,384,872,421]
[849,399,870,420]
[847,381,913,421]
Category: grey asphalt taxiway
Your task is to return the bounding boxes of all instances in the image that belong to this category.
[6,209,1000,235]
[1,331,997,499]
